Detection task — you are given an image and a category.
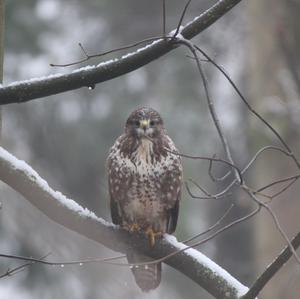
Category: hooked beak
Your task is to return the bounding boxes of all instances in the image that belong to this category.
[140,119,150,131]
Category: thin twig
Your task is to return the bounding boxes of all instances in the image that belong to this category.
[185,178,232,200]
[242,145,292,175]
[78,42,89,58]
[164,147,243,184]
[50,36,166,67]
[194,45,300,170]
[162,0,166,38]
[253,175,300,201]
[242,186,300,264]
[142,131,243,185]
[206,145,296,200]
[0,253,126,267]
[120,204,261,267]
[183,204,234,243]
[263,177,299,199]
[176,37,300,267]
[208,154,232,182]
[51,0,193,68]
[185,179,217,200]
[95,205,260,269]
[0,253,50,279]
[174,38,241,183]
[243,230,300,299]
[255,175,300,194]
[186,146,290,201]
[172,0,192,38]
[254,176,298,201]
[0,206,249,271]
[144,133,243,186]
[0,205,260,270]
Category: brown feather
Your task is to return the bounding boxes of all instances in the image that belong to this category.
[106,107,182,291]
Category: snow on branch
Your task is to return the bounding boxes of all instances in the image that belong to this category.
[0,0,243,105]
[0,146,248,298]
[164,235,249,298]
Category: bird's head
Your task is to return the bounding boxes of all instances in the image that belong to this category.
[125,107,165,139]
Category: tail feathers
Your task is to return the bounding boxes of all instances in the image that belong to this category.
[127,252,161,292]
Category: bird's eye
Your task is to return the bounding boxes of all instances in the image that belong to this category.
[133,120,140,127]
[149,120,155,127]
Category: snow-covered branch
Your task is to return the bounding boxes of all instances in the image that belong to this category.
[0,146,248,298]
[0,0,243,105]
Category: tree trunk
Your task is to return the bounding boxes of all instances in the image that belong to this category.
[0,0,5,142]
[247,0,300,298]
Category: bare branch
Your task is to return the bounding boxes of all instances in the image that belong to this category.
[242,186,300,264]
[185,178,233,200]
[0,253,126,268]
[137,204,260,268]
[208,154,232,182]
[254,174,300,197]
[194,45,300,170]
[242,230,300,299]
[188,146,297,201]
[0,0,243,105]
[241,146,293,175]
[50,37,166,68]
[0,147,248,298]
[183,204,234,243]
[185,179,219,200]
[174,36,300,287]
[172,0,192,38]
[189,204,260,250]
[174,38,241,183]
[260,178,299,200]
[162,0,166,38]
[164,147,243,184]
[0,253,50,279]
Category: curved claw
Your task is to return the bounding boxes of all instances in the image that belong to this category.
[125,223,140,232]
[145,228,162,247]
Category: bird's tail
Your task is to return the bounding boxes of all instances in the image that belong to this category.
[127,251,161,292]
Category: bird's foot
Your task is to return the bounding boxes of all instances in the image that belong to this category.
[125,223,140,232]
[145,227,162,247]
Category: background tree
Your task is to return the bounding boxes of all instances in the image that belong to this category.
[247,0,300,297]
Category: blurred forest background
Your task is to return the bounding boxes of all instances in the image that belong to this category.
[1,0,300,298]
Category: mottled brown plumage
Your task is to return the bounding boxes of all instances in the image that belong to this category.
[107,107,182,292]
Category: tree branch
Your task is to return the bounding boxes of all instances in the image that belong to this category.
[0,146,248,298]
[242,230,300,299]
[0,0,243,105]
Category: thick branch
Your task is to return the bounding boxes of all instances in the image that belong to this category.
[0,146,248,298]
[242,230,300,299]
[0,0,242,105]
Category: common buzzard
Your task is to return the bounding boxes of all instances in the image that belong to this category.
[106,107,182,291]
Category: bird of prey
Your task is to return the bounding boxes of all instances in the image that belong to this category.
[106,107,182,292]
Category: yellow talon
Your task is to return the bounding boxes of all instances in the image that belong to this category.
[145,228,162,247]
[126,223,140,232]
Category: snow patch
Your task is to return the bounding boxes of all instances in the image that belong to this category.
[164,235,249,297]
[3,59,119,88]
[3,37,165,89]
[97,58,118,68]
[120,38,162,61]
[71,64,96,73]
[0,147,112,227]
[168,26,185,37]
[70,59,118,73]
[6,73,65,87]
[185,14,201,29]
